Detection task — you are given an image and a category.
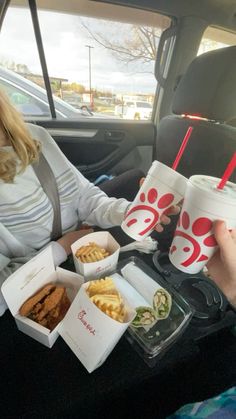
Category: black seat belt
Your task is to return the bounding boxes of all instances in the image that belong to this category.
[32,153,62,240]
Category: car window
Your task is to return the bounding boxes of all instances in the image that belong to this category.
[136,102,152,108]
[198,26,236,55]
[0,77,51,117]
[0,2,51,118]
[1,4,171,121]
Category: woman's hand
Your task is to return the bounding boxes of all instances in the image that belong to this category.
[139,177,181,233]
[155,205,180,232]
[206,220,236,307]
[57,228,94,255]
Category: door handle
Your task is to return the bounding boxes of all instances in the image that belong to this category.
[104,130,125,141]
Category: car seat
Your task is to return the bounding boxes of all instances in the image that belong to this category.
[99,168,145,201]
[155,46,236,182]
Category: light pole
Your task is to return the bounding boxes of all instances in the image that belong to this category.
[85,45,94,110]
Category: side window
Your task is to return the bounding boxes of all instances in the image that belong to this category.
[0,2,52,118]
[198,27,236,55]
[1,4,171,121]
[0,78,51,117]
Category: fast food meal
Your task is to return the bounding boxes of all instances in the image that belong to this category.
[153,288,172,320]
[75,242,110,263]
[121,262,172,320]
[86,277,126,323]
[19,283,71,330]
[111,273,157,329]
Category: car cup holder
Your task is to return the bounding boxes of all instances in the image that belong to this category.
[152,251,229,328]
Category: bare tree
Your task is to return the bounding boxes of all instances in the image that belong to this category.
[81,20,161,68]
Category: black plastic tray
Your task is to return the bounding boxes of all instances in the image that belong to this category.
[152,251,236,340]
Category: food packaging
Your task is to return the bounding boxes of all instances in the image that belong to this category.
[59,282,136,373]
[121,160,186,241]
[1,246,84,348]
[169,175,236,274]
[121,262,172,320]
[111,273,157,329]
[1,246,136,372]
[114,257,193,366]
[71,231,120,280]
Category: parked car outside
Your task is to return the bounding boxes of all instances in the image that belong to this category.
[0,67,116,119]
[115,100,153,120]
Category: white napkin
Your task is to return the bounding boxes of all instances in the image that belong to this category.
[120,237,158,254]
[120,237,158,253]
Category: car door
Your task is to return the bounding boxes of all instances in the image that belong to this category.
[36,118,156,183]
[0,2,172,182]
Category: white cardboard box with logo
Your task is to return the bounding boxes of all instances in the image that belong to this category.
[1,245,135,372]
[59,283,135,372]
[71,231,120,280]
[1,246,84,348]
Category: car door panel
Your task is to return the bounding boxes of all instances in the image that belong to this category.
[34,119,156,181]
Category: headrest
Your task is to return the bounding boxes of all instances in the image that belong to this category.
[172,46,236,122]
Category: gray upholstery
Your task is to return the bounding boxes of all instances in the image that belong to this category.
[156,46,236,179]
[172,46,236,123]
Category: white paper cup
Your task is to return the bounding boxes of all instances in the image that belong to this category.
[121,161,187,241]
[169,175,236,274]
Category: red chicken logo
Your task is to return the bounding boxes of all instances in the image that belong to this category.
[124,187,174,236]
[170,210,217,267]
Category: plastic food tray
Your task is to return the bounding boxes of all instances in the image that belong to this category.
[115,257,193,366]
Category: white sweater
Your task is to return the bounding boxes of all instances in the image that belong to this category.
[0,124,130,315]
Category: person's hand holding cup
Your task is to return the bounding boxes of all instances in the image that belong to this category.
[169,175,236,274]
[206,220,236,307]
[139,177,181,233]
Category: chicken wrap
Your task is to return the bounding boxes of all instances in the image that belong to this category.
[111,273,157,328]
[121,262,172,320]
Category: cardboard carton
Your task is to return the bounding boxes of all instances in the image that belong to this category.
[59,282,136,372]
[1,244,136,373]
[71,231,120,280]
[1,246,84,348]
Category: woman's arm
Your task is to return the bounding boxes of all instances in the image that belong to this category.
[28,124,180,230]
[29,124,131,228]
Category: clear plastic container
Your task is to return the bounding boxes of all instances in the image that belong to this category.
[115,257,193,367]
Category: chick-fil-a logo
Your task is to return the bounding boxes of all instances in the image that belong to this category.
[95,263,111,274]
[77,309,96,335]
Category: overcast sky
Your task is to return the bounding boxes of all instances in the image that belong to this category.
[0,7,157,94]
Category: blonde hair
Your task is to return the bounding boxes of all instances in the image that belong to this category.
[0,89,41,182]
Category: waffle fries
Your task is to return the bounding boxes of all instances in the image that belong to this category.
[86,277,126,323]
[75,242,110,263]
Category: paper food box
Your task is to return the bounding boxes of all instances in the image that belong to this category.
[1,246,84,348]
[1,246,136,373]
[71,231,120,281]
[59,281,136,373]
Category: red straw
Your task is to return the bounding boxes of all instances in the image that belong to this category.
[172,126,194,170]
[217,152,236,189]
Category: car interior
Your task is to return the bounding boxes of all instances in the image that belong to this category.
[0,1,236,418]
[155,45,236,180]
